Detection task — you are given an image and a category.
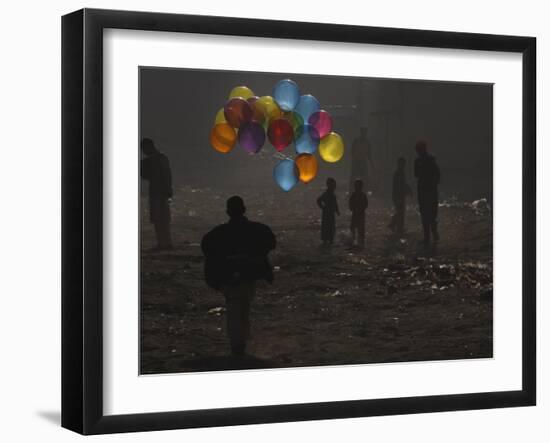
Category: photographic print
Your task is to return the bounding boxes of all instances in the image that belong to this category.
[139,67,493,375]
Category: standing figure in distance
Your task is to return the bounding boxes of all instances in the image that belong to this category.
[414,141,441,245]
[350,127,375,192]
[140,138,173,250]
[388,157,412,236]
[201,196,276,356]
[349,179,369,248]
[317,178,340,246]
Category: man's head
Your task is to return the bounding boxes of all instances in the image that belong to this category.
[226,196,246,218]
[397,157,406,169]
[326,177,337,191]
[353,179,363,192]
[360,127,368,138]
[415,140,428,156]
[141,138,157,157]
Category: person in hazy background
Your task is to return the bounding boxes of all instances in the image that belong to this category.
[201,196,276,356]
[349,179,368,248]
[350,127,375,192]
[389,157,412,236]
[317,178,340,246]
[140,138,173,250]
[414,141,441,245]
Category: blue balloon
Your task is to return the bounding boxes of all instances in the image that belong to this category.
[295,124,320,154]
[294,94,320,121]
[273,159,298,191]
[273,79,300,112]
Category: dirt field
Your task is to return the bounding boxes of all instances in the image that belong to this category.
[140,185,493,374]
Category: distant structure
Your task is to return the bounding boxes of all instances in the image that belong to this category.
[350,127,374,192]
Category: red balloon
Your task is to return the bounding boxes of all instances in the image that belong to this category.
[224,97,253,128]
[267,118,294,152]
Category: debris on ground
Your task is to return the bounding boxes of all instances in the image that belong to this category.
[207,307,225,315]
[439,196,491,216]
[140,188,493,374]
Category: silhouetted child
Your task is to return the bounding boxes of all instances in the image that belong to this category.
[389,157,412,236]
[317,178,340,245]
[349,179,368,248]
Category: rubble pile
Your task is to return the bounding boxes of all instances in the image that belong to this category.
[378,258,492,296]
[439,196,492,216]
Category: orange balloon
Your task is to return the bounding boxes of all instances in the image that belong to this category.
[210,122,237,153]
[295,153,318,183]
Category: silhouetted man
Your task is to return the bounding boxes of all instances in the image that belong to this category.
[140,138,173,250]
[389,157,412,236]
[350,127,374,192]
[317,178,340,246]
[201,196,276,356]
[349,179,368,248]
[414,141,440,245]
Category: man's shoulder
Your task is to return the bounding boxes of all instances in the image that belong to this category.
[427,154,437,162]
[247,220,273,233]
[157,152,170,163]
[203,223,229,240]
[416,155,437,165]
[207,219,270,232]
[209,222,231,233]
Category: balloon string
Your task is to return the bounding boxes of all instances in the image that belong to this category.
[273,152,294,161]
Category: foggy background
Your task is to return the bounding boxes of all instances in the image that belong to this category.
[140,67,492,202]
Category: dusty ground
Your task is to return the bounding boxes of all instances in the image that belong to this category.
[140,185,493,374]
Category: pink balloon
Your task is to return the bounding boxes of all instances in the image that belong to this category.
[308,110,333,139]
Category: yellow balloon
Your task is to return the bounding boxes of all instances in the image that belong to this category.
[258,95,282,124]
[319,132,344,162]
[214,108,226,124]
[248,97,267,125]
[229,85,254,100]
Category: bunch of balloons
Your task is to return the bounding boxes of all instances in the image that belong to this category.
[209,79,345,191]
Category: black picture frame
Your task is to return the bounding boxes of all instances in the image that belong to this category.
[62,8,536,435]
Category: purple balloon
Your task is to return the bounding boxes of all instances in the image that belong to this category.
[238,121,266,153]
[308,110,333,139]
